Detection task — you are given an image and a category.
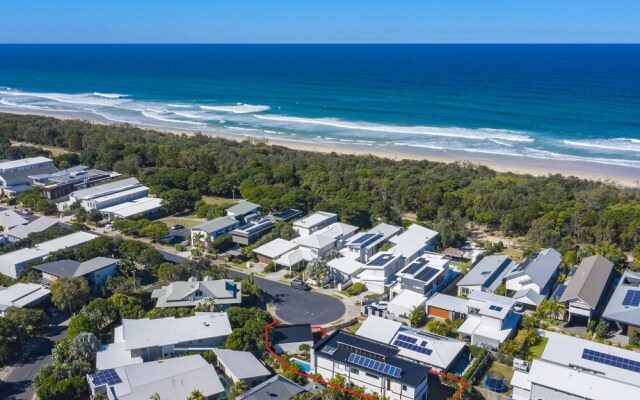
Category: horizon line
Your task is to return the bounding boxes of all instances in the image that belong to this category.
[1,42,639,45]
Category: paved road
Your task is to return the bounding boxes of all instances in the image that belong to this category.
[0,323,67,400]
[229,270,346,325]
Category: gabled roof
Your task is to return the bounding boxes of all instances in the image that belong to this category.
[506,248,561,289]
[559,255,614,309]
[315,222,359,240]
[356,316,403,344]
[252,238,299,259]
[151,278,241,308]
[457,255,514,292]
[0,156,52,171]
[192,216,238,234]
[293,233,335,249]
[603,270,640,325]
[274,248,314,267]
[70,177,141,200]
[328,256,365,276]
[213,349,271,380]
[513,288,546,307]
[426,293,469,315]
[292,211,337,229]
[0,283,50,309]
[0,210,28,228]
[6,217,59,240]
[226,201,261,216]
[33,257,119,278]
[237,374,306,400]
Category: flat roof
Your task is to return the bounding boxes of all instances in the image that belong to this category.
[293,211,337,229]
[0,156,52,171]
[70,177,141,200]
[213,349,271,380]
[101,197,162,217]
[603,270,640,325]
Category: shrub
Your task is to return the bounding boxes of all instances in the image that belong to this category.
[264,262,276,273]
[346,282,366,296]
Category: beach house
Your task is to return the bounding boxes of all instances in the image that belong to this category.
[457,255,514,296]
[151,277,241,309]
[602,270,640,336]
[505,248,561,309]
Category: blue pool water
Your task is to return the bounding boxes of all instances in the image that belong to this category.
[290,357,312,373]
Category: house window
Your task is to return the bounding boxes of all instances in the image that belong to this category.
[350,368,360,375]
[365,373,378,379]
[195,290,203,297]
[403,385,408,391]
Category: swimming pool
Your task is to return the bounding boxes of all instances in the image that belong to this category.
[290,357,311,373]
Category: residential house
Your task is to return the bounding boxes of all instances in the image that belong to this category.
[252,238,299,265]
[425,293,469,321]
[0,283,50,316]
[558,255,614,323]
[314,222,359,243]
[457,291,521,349]
[267,208,304,223]
[96,312,232,369]
[505,248,561,309]
[29,165,119,200]
[88,355,224,400]
[356,316,466,372]
[292,211,338,237]
[603,270,640,336]
[272,324,314,354]
[33,256,119,291]
[342,223,402,263]
[392,253,452,298]
[292,234,336,258]
[388,224,439,256]
[191,216,240,247]
[231,218,275,246]
[100,197,164,220]
[214,349,271,387]
[226,201,261,224]
[274,247,314,272]
[0,209,28,231]
[312,330,430,400]
[387,290,428,319]
[328,256,366,283]
[68,177,149,211]
[0,157,57,196]
[357,252,406,294]
[151,277,241,309]
[457,255,514,296]
[4,217,59,243]
[510,331,640,400]
[0,231,98,278]
[236,375,306,400]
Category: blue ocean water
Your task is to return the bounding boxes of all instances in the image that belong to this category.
[0,44,639,168]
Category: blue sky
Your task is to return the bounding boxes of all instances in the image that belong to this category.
[1,1,638,43]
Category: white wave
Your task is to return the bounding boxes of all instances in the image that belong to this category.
[563,138,640,153]
[253,114,534,143]
[0,98,55,111]
[0,89,127,107]
[489,139,514,147]
[92,92,127,99]
[201,104,270,114]
[141,110,204,126]
[524,147,640,168]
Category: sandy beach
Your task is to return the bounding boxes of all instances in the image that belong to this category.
[2,108,639,188]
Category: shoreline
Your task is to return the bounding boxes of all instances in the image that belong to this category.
[2,108,639,188]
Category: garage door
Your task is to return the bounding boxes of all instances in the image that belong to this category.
[429,306,449,319]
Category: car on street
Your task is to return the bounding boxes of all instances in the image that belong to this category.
[291,278,310,291]
[170,224,184,230]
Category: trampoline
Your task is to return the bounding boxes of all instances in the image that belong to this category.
[485,370,507,392]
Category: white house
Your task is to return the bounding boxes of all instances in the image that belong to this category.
[342,223,402,263]
[457,255,514,296]
[190,216,240,247]
[505,248,561,306]
[252,238,299,265]
[314,222,359,243]
[510,332,640,400]
[0,209,28,231]
[292,211,338,237]
[151,277,241,309]
[357,252,406,294]
[0,283,50,316]
[457,291,521,349]
[387,290,427,319]
[100,197,163,220]
[602,270,640,336]
[237,375,306,400]
[88,355,224,400]
[0,157,57,194]
[226,201,261,223]
[292,233,336,258]
[96,312,232,370]
[312,330,430,400]
[4,217,59,243]
[214,349,271,387]
[392,253,451,298]
[68,177,148,211]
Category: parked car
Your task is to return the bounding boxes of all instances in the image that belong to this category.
[291,278,310,291]
[170,224,184,230]
[371,301,389,311]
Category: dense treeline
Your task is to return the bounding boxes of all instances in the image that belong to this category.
[0,113,639,256]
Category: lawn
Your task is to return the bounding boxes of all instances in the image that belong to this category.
[160,216,202,228]
[484,362,514,391]
[526,336,549,359]
[498,247,525,262]
[346,322,362,333]
[11,141,70,156]
[201,196,239,205]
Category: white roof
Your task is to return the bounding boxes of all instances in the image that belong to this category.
[0,283,50,309]
[467,290,517,319]
[457,312,520,343]
[513,288,546,307]
[293,211,337,229]
[121,312,231,350]
[252,238,299,259]
[95,355,224,400]
[315,222,359,240]
[328,256,365,276]
[213,349,271,380]
[389,290,427,311]
[92,185,149,205]
[387,224,438,258]
[426,293,469,315]
[95,341,143,370]
[356,315,403,344]
[509,370,532,392]
[0,231,98,277]
[275,248,314,267]
[293,233,335,249]
[6,217,58,240]
[71,177,141,200]
[101,197,163,218]
[0,156,52,171]
[0,210,28,228]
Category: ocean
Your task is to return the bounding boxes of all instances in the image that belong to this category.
[0,44,639,171]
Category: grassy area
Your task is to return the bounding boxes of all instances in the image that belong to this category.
[345,322,362,333]
[526,336,549,359]
[160,216,202,228]
[484,362,515,390]
[499,247,525,262]
[11,141,70,156]
[201,196,239,205]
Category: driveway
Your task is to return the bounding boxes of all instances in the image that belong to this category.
[229,271,346,325]
[0,322,68,400]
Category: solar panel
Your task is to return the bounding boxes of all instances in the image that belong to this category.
[582,349,640,373]
[401,259,428,275]
[273,209,302,220]
[414,267,439,282]
[622,290,640,307]
[393,340,433,356]
[321,345,338,355]
[352,233,376,245]
[489,305,503,312]
[397,334,417,344]
[368,254,394,266]
[347,353,402,378]
[91,369,122,386]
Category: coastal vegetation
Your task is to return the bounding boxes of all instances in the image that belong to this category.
[0,113,639,257]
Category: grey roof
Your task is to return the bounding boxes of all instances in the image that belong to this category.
[0,209,28,228]
[192,216,238,234]
[457,255,514,292]
[226,201,261,216]
[70,177,141,200]
[151,278,242,308]
[513,288,547,307]
[237,375,306,400]
[603,270,640,325]
[0,283,50,309]
[0,164,58,183]
[33,257,119,278]
[506,248,561,290]
[6,217,59,240]
[213,349,271,380]
[560,255,614,309]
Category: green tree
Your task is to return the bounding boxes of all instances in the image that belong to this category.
[227,380,249,399]
[426,319,450,336]
[187,389,207,400]
[409,306,427,328]
[68,332,100,363]
[50,277,90,313]
[242,274,264,303]
[537,299,566,321]
[595,320,609,338]
[4,307,47,336]
[0,317,20,364]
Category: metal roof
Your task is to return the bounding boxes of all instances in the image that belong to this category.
[559,255,614,309]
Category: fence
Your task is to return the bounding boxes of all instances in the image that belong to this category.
[474,386,512,400]
[468,351,492,385]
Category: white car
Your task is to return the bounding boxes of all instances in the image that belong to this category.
[372,301,389,311]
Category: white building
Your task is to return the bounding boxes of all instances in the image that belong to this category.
[0,157,57,194]
[343,223,402,263]
[392,253,451,298]
[505,248,561,307]
[0,231,98,278]
[457,291,521,349]
[252,238,299,264]
[151,277,241,309]
[356,316,466,372]
[214,349,271,387]
[0,209,28,231]
[0,283,50,316]
[357,252,406,294]
[457,255,515,296]
[387,290,428,319]
[88,354,224,400]
[96,312,232,370]
[68,177,149,211]
[4,217,59,243]
[100,197,163,220]
[190,216,240,247]
[292,211,338,237]
[510,331,640,400]
[312,330,430,400]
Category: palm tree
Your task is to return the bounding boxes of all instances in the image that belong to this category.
[187,389,206,400]
[538,299,566,320]
[149,394,161,400]
[243,274,264,302]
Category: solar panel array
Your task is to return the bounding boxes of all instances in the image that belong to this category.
[414,267,439,282]
[488,305,503,312]
[236,219,274,235]
[582,349,640,373]
[401,258,428,275]
[351,233,380,245]
[91,369,122,386]
[622,290,640,307]
[368,254,394,266]
[393,334,433,356]
[273,209,302,220]
[321,345,338,355]
[347,353,402,378]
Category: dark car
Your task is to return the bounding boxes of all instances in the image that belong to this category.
[290,278,309,291]
[170,224,184,230]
